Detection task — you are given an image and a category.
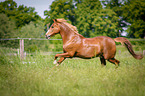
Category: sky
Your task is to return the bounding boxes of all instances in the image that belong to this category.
[0,0,54,18]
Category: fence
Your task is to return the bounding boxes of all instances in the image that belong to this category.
[0,38,145,60]
[0,38,62,60]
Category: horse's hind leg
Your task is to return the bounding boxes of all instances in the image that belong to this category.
[100,56,106,66]
[108,58,120,68]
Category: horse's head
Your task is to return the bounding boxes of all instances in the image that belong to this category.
[45,19,60,39]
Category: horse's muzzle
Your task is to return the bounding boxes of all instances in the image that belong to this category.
[45,35,51,39]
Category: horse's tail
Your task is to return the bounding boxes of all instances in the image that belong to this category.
[114,37,143,60]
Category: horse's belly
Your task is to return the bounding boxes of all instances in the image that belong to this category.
[75,46,101,58]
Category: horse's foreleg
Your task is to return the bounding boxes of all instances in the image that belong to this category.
[54,52,72,66]
[58,57,66,64]
[100,56,106,66]
[53,57,66,66]
[54,52,70,59]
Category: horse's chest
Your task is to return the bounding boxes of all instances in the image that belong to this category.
[63,36,82,51]
[63,42,80,52]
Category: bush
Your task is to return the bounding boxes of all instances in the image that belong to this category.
[25,44,39,52]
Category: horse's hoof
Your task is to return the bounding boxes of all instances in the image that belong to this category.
[56,64,59,66]
[53,60,57,64]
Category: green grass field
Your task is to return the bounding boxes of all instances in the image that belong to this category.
[0,46,145,96]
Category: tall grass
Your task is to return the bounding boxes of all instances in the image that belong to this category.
[0,47,145,96]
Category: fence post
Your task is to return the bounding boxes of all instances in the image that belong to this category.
[20,39,24,60]
[143,50,145,55]
[17,49,19,55]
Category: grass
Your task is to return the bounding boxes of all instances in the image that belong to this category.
[0,46,145,96]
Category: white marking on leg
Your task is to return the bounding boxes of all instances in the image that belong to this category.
[53,60,57,64]
[56,64,59,66]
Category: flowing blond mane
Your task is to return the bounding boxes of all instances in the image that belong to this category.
[56,19,81,36]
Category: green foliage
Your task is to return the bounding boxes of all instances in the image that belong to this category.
[129,39,145,46]
[103,0,145,38]
[0,13,18,48]
[76,6,119,37]
[0,0,41,28]
[25,45,39,52]
[18,21,45,38]
[18,21,45,52]
[122,0,145,38]
[101,0,128,36]
[0,13,16,38]
[44,0,75,25]
[75,0,102,37]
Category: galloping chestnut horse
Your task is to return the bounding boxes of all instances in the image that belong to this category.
[45,19,143,67]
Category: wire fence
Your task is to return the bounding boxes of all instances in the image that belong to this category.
[1,38,145,41]
[0,38,62,40]
[0,38,145,60]
[0,38,63,60]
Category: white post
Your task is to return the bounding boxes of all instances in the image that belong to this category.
[143,50,145,55]
[20,39,24,60]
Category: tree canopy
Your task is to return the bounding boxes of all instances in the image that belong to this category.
[0,13,18,47]
[0,0,144,41]
[103,0,145,38]
[75,0,119,37]
[44,0,75,26]
[0,13,16,39]
[122,0,145,38]
[0,0,41,28]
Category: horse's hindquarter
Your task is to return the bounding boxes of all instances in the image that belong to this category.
[96,36,116,59]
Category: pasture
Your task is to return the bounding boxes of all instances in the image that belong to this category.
[0,46,145,96]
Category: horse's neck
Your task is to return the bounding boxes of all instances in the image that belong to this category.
[59,26,81,44]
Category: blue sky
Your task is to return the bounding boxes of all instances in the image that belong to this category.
[0,0,54,18]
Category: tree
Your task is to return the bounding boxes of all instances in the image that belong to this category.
[0,13,16,39]
[101,0,128,37]
[75,0,119,37]
[122,0,145,38]
[19,21,45,38]
[44,0,75,26]
[0,0,41,28]
[103,0,145,38]
[18,21,46,52]
[0,13,18,47]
